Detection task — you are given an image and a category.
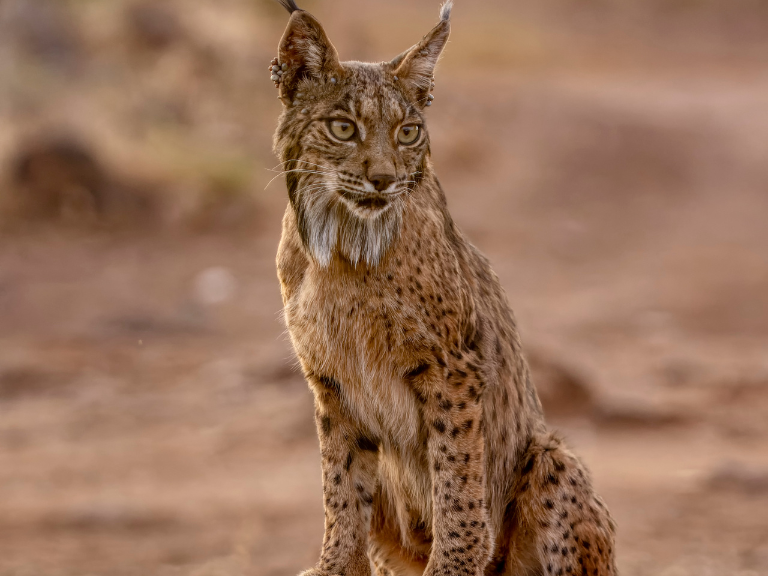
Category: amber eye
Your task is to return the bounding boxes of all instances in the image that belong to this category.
[398,124,421,145]
[329,119,357,141]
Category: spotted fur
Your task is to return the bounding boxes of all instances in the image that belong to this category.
[272,3,617,576]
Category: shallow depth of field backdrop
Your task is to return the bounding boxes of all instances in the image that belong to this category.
[1,0,768,574]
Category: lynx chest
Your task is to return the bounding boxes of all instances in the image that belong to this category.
[284,263,436,445]
[281,260,447,532]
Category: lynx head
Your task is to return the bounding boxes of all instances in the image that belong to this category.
[272,0,452,267]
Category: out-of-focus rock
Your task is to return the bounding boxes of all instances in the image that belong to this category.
[185,178,260,233]
[10,137,105,221]
[527,349,596,420]
[40,504,179,533]
[707,376,768,439]
[5,135,161,227]
[0,367,50,400]
[593,398,689,429]
[0,367,72,400]
[102,311,209,338]
[7,0,82,69]
[529,348,690,428]
[125,1,184,51]
[706,462,768,495]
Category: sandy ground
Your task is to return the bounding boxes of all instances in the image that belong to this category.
[1,1,768,574]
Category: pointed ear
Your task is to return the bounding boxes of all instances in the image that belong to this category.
[391,2,452,108]
[277,10,342,105]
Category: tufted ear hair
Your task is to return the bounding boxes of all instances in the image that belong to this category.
[277,8,343,105]
[390,1,452,109]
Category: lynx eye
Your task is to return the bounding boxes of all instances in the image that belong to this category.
[329,119,357,141]
[398,124,421,145]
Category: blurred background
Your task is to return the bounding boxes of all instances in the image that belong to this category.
[1,0,767,574]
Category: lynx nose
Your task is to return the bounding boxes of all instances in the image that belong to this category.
[368,173,396,192]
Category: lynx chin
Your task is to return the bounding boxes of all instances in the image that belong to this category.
[270,1,618,575]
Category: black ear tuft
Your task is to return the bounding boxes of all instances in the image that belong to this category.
[439,0,453,22]
[276,0,300,14]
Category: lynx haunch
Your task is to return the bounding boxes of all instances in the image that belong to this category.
[271,1,617,575]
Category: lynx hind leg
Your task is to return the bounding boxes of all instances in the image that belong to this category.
[514,433,617,576]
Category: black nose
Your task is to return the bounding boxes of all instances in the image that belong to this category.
[368,173,396,192]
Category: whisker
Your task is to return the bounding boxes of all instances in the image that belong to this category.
[265,159,339,189]
[269,159,336,172]
[294,185,330,200]
[267,168,336,178]
[294,184,329,195]
[275,169,335,176]
[265,169,335,189]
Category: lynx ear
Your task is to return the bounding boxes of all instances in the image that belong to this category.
[277,9,343,105]
[391,1,452,108]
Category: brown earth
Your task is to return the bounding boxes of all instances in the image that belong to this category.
[1,1,767,575]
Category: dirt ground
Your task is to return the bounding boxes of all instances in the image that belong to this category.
[1,1,768,575]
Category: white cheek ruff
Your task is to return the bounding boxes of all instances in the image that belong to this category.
[298,176,404,268]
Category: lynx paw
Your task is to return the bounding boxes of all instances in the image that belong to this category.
[300,566,370,576]
[299,569,344,576]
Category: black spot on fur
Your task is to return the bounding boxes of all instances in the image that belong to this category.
[356,436,378,452]
[547,473,560,486]
[406,363,430,379]
[522,455,535,475]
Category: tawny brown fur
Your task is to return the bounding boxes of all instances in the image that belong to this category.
[271,3,617,575]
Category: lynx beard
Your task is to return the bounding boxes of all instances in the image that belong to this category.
[295,178,405,268]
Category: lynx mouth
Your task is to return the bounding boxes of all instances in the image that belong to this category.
[338,190,390,213]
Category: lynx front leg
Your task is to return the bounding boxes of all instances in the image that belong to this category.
[411,362,493,576]
[304,374,379,576]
